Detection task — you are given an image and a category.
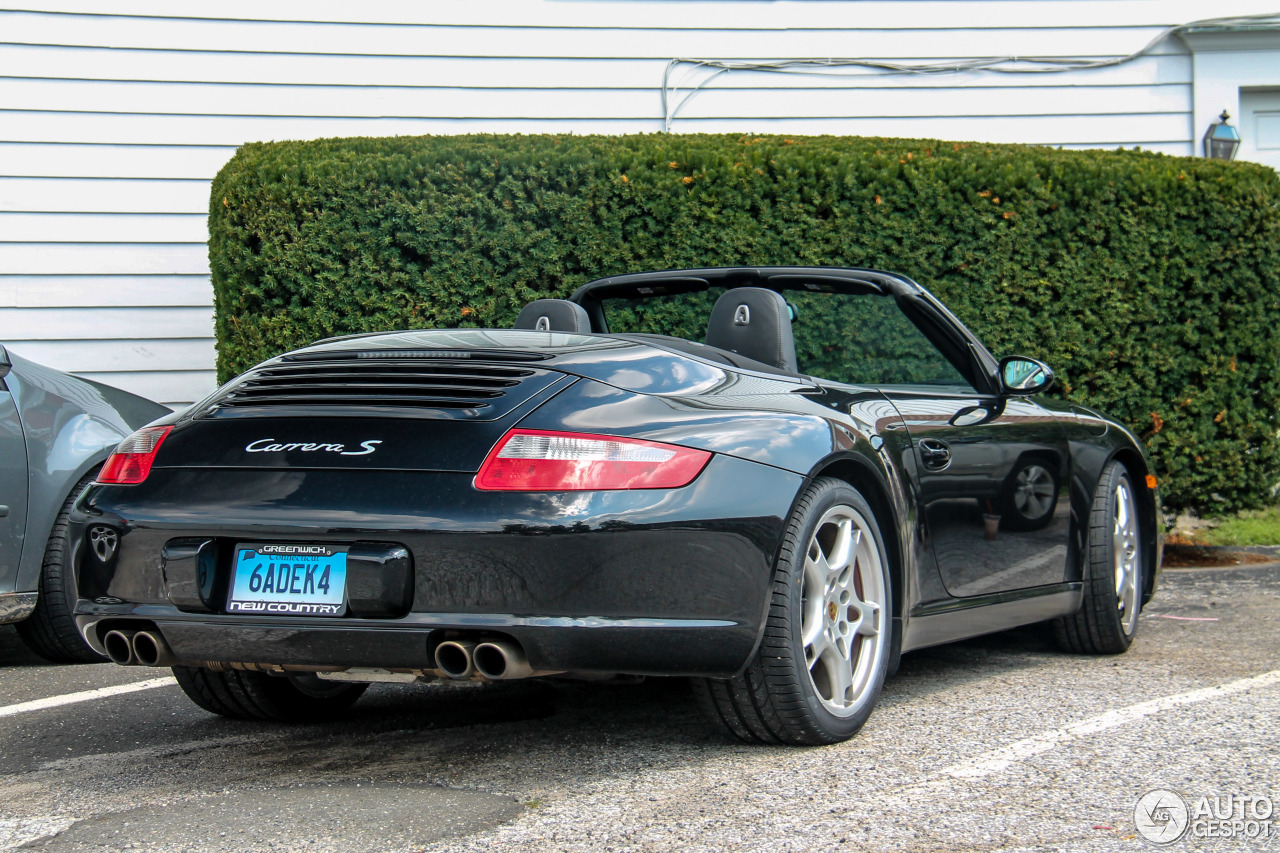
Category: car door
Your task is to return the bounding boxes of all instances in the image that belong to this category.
[883,388,1071,598]
[0,349,30,592]
[875,294,1071,599]
[800,285,1072,599]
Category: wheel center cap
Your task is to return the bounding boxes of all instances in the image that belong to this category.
[827,601,839,621]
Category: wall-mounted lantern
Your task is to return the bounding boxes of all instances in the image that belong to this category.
[1203,110,1241,160]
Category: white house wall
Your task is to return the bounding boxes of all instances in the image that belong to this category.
[2,0,1277,408]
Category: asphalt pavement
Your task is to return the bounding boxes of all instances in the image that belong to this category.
[1,563,1277,852]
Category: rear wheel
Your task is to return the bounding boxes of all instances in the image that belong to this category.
[1054,461,1143,654]
[694,478,893,745]
[15,472,107,664]
[172,666,367,721]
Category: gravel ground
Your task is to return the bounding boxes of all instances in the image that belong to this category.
[2,563,1278,852]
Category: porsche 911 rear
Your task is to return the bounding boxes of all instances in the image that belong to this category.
[71,332,806,710]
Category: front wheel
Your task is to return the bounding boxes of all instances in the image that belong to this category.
[1054,461,1144,654]
[694,478,893,745]
[173,666,367,721]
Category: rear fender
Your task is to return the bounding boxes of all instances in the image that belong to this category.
[5,351,169,593]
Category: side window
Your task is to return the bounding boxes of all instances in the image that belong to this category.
[788,292,974,389]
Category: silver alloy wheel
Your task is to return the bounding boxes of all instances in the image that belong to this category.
[1013,464,1055,520]
[801,504,888,717]
[1113,478,1141,635]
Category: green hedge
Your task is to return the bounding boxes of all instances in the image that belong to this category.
[209,133,1280,512]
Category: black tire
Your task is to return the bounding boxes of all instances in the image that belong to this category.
[693,478,894,745]
[173,666,368,722]
[1054,461,1144,655]
[15,472,107,664]
[999,457,1059,532]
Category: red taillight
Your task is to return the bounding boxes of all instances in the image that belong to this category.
[474,429,711,491]
[97,426,173,485]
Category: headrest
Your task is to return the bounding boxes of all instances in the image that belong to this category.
[514,299,592,333]
[705,287,798,373]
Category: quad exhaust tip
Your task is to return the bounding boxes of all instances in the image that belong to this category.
[132,630,177,667]
[433,638,559,681]
[103,629,137,666]
[472,640,534,681]
[102,628,179,667]
[433,639,478,679]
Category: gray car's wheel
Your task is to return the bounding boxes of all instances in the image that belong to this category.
[15,472,107,664]
[693,478,893,745]
[173,666,368,722]
[1054,461,1143,654]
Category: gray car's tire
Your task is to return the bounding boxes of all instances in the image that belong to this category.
[173,666,368,722]
[1054,461,1144,655]
[15,472,107,664]
[693,478,893,745]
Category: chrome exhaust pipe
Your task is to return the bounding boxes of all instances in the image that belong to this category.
[131,630,178,667]
[102,629,138,666]
[433,640,477,679]
[473,641,536,680]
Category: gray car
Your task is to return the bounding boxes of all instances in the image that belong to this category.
[0,344,169,662]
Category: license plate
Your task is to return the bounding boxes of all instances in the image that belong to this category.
[227,543,348,616]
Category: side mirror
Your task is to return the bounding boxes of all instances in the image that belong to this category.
[0,344,9,380]
[999,355,1053,396]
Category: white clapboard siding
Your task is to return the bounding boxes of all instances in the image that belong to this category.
[0,78,1194,120]
[3,111,1193,148]
[0,44,1194,90]
[4,1,1270,406]
[1,113,658,146]
[2,13,1176,59]
[0,341,216,407]
[0,143,237,180]
[0,275,213,307]
[8,0,1249,29]
[664,114,1195,145]
[7,338,215,372]
[0,213,209,243]
[0,306,214,340]
[0,244,209,275]
[0,178,211,214]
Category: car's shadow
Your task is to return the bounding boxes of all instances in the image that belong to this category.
[168,620,1064,753]
[0,624,54,668]
[883,620,1063,706]
[3,621,1098,810]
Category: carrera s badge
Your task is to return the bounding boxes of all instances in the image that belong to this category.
[245,439,382,456]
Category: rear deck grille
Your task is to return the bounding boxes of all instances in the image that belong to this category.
[208,359,557,418]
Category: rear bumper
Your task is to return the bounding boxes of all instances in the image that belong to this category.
[71,454,802,677]
[104,616,756,677]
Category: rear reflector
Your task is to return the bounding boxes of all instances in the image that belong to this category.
[97,426,173,485]
[474,429,711,491]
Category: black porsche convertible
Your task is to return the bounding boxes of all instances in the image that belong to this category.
[72,267,1160,745]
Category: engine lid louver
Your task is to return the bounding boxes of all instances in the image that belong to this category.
[202,357,567,421]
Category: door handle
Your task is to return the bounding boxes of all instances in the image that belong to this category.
[918,438,952,470]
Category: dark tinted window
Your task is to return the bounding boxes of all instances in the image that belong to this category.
[601,289,971,388]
